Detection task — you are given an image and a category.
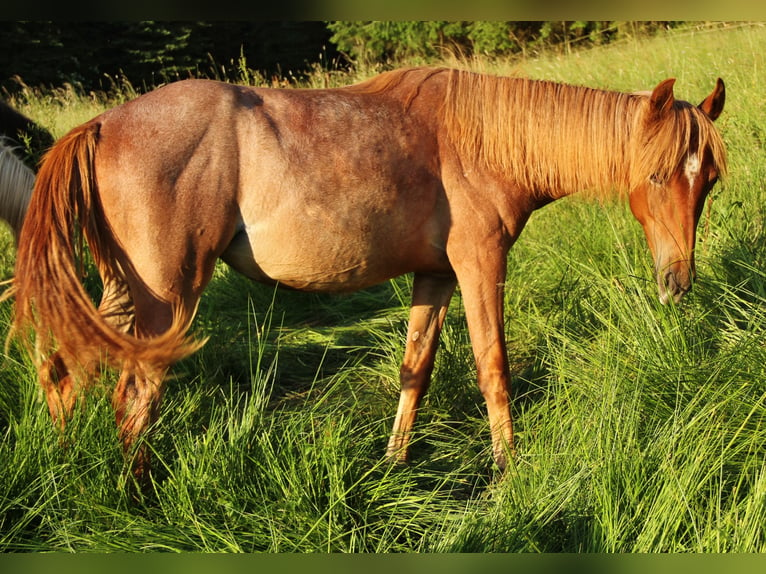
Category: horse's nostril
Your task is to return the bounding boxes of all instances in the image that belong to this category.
[664,271,678,293]
[661,270,691,304]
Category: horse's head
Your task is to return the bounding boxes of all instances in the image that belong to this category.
[628,77,726,304]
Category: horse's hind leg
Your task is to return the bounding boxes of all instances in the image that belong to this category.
[40,274,135,427]
[39,352,77,426]
[386,272,456,464]
[113,363,167,485]
[111,291,198,484]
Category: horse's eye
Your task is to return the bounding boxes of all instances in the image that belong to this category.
[649,174,664,186]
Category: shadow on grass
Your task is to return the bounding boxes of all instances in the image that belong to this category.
[153,263,556,501]
[702,204,766,329]
[184,263,409,395]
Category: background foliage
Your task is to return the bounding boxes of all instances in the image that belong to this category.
[0,22,334,93]
[326,21,675,64]
[0,21,679,94]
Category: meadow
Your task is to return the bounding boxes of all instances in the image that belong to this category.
[1,22,765,552]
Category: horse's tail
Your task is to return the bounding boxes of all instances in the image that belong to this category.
[10,122,203,377]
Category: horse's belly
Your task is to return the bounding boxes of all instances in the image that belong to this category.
[221,220,447,292]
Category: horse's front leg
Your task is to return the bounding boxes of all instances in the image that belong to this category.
[386,272,456,464]
[452,246,514,470]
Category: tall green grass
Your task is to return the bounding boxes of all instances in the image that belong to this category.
[1,22,766,552]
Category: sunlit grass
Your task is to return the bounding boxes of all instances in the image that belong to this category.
[1,22,765,552]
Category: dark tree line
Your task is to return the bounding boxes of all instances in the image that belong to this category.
[0,22,336,93]
[0,21,677,95]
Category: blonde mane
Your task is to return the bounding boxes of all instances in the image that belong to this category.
[0,139,34,241]
[342,66,445,110]
[441,69,727,199]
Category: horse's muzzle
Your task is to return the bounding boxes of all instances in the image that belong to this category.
[658,268,692,305]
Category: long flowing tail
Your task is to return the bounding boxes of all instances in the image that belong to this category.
[11,122,203,377]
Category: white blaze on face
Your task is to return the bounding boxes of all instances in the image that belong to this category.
[684,152,700,189]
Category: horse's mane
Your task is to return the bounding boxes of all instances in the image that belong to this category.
[441,69,728,199]
[0,139,35,240]
[342,67,445,110]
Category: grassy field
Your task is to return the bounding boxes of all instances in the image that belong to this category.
[1,22,765,552]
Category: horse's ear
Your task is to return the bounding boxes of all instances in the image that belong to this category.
[699,77,725,121]
[649,78,676,119]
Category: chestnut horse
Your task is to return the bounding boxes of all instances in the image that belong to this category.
[11,67,727,481]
